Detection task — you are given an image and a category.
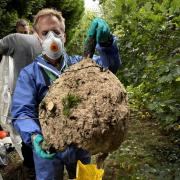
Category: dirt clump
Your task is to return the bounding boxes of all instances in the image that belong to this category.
[39,58,129,155]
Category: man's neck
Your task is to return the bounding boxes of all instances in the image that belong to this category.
[43,55,64,70]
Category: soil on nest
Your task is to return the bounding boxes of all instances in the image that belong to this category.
[39,58,129,155]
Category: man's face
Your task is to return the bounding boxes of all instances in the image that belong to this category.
[16,25,30,34]
[36,15,66,43]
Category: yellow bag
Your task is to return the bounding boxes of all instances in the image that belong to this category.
[75,160,104,180]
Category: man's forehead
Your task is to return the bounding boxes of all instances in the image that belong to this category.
[38,15,65,31]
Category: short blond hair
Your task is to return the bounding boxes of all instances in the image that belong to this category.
[33,8,65,31]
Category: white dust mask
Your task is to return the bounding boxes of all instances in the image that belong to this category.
[42,31,64,60]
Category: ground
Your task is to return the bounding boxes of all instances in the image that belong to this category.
[0,112,180,180]
[102,112,180,180]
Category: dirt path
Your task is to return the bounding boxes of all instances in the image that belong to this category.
[1,112,180,180]
[102,113,180,180]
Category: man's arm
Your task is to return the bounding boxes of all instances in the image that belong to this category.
[93,36,121,74]
[11,69,41,145]
[69,35,121,74]
[0,34,17,57]
[83,18,121,74]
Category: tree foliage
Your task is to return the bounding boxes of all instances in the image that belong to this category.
[0,0,84,39]
[0,0,19,37]
[66,11,96,55]
[100,0,180,127]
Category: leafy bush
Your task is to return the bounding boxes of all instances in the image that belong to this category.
[101,0,180,126]
[0,0,84,39]
[66,11,96,55]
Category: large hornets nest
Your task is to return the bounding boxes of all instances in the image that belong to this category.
[39,58,129,155]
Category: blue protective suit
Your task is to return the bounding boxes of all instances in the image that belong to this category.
[11,38,121,180]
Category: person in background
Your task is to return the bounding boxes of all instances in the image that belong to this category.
[11,9,121,180]
[0,18,35,179]
[16,19,30,34]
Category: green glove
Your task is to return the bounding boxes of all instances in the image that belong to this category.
[32,134,55,159]
[87,17,110,44]
[84,18,112,58]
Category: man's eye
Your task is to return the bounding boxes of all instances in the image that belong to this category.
[42,31,49,36]
[53,30,60,35]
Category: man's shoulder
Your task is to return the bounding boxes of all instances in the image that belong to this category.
[67,55,82,65]
[15,33,38,43]
[2,33,39,49]
[3,33,36,41]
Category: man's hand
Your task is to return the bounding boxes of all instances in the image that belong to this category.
[84,18,112,58]
[32,134,55,159]
[87,18,110,44]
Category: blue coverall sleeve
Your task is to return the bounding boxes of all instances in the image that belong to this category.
[11,69,41,145]
[93,36,121,74]
[68,36,121,74]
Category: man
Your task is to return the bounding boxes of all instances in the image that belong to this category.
[0,9,63,179]
[16,19,30,34]
[11,9,121,180]
[0,19,38,179]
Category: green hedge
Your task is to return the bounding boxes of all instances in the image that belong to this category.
[101,0,180,127]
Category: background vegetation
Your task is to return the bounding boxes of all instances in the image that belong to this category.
[0,0,84,41]
[100,0,180,131]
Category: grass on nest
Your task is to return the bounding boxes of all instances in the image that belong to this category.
[62,93,81,117]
